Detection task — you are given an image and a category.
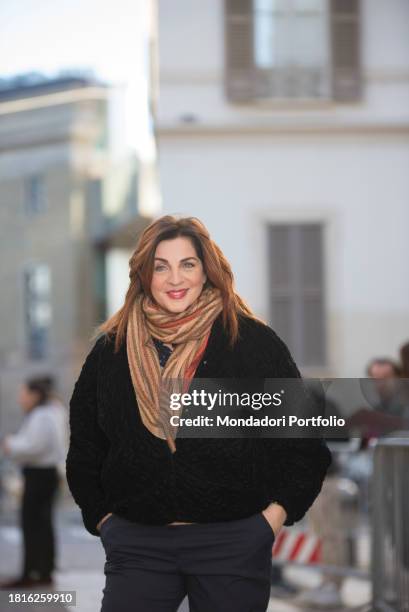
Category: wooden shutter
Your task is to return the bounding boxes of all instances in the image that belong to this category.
[299,224,326,366]
[224,0,255,102]
[268,225,296,354]
[268,224,326,367]
[330,0,361,101]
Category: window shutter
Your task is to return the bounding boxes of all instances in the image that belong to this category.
[224,0,255,102]
[299,224,326,366]
[330,0,361,102]
[268,225,295,353]
[268,224,326,368]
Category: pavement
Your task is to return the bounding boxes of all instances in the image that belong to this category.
[0,494,373,612]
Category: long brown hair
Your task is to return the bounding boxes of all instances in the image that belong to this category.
[92,215,264,352]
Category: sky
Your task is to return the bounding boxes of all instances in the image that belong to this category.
[0,0,155,161]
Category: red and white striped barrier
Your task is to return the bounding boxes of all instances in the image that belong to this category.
[272,528,322,564]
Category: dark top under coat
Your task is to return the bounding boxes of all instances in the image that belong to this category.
[152,337,173,368]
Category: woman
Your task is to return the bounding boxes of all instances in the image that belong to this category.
[66,215,332,611]
[0,376,63,589]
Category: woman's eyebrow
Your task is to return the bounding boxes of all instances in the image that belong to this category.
[154,257,198,263]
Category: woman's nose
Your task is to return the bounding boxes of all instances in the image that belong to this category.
[168,268,183,285]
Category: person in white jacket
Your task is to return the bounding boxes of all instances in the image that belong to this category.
[0,376,66,589]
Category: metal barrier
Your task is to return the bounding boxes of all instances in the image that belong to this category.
[371,432,409,612]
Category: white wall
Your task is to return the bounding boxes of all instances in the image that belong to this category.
[157,0,409,126]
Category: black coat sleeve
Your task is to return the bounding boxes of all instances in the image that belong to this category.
[65,336,111,536]
[248,321,332,526]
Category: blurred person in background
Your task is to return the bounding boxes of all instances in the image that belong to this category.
[399,341,409,379]
[66,214,332,612]
[366,357,409,428]
[347,358,408,442]
[0,376,65,589]
[346,357,407,495]
[352,354,409,476]
[366,357,402,413]
[398,341,409,414]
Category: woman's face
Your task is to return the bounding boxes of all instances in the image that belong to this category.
[151,236,207,314]
[17,384,39,412]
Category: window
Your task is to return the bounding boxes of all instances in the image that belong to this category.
[24,264,52,360]
[225,0,361,102]
[253,0,330,98]
[268,223,326,367]
[25,174,46,216]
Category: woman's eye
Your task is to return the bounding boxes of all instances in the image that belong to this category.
[154,262,195,272]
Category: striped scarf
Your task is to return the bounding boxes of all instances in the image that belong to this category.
[126,286,224,453]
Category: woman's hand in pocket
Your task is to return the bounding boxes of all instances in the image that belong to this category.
[261,502,287,537]
[97,512,113,533]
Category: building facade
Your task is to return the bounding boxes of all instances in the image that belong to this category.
[0,75,150,433]
[154,0,409,377]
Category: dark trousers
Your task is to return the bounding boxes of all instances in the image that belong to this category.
[20,466,60,580]
[100,512,275,612]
